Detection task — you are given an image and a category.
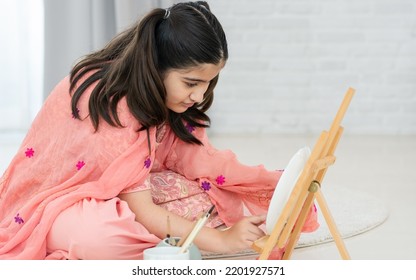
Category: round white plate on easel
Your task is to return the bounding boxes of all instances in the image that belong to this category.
[266,146,311,234]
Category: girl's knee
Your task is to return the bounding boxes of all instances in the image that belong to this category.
[73,230,138,259]
[48,198,142,259]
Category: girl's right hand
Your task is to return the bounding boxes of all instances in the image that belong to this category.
[217,215,266,253]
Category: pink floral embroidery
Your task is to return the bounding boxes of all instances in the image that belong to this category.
[313,204,317,212]
[201,181,211,191]
[144,158,151,168]
[185,123,195,133]
[14,213,24,224]
[25,148,34,158]
[215,175,226,185]
[76,161,85,170]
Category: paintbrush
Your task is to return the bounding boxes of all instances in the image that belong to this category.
[176,218,198,247]
[166,215,176,246]
[178,205,215,253]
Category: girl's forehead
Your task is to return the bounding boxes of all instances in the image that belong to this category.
[174,62,225,77]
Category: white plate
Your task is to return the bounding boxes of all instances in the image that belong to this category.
[265,146,311,234]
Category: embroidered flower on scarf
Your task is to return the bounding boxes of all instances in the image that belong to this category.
[76,161,85,170]
[25,148,35,158]
[215,175,226,185]
[14,213,24,224]
[144,158,151,169]
[71,107,80,119]
[201,181,211,191]
[185,123,195,133]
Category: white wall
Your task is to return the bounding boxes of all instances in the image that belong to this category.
[208,0,416,135]
[1,0,415,136]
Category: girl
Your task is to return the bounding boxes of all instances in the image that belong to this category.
[0,1,318,260]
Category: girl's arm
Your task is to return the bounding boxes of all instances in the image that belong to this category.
[162,126,282,226]
[118,189,266,253]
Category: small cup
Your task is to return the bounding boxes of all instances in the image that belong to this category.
[143,246,190,260]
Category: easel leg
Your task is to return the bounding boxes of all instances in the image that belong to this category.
[315,188,351,259]
[282,191,315,259]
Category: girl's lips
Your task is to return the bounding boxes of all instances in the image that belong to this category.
[182,103,195,108]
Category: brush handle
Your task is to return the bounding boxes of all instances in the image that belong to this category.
[178,217,206,254]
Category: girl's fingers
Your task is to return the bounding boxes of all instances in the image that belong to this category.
[246,215,266,226]
[244,216,267,241]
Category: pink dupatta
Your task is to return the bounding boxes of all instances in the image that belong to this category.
[0,76,157,259]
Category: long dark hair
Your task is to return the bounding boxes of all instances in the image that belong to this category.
[69,1,228,145]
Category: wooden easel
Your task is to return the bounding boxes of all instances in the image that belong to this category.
[252,88,355,260]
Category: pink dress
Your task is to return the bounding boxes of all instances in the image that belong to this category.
[0,75,319,260]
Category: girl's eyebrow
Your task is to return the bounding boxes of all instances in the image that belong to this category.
[183,77,209,83]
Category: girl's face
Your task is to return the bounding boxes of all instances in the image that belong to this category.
[163,62,224,113]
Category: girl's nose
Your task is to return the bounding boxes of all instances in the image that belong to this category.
[190,90,204,103]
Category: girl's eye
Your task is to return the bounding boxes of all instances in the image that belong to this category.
[186,82,198,88]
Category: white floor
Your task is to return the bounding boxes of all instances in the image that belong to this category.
[1,132,415,260]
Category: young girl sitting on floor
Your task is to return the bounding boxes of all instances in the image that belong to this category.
[0,1,318,260]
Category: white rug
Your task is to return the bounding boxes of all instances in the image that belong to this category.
[297,186,389,248]
[202,186,389,259]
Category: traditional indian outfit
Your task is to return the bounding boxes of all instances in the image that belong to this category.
[0,75,318,260]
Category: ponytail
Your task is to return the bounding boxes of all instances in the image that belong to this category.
[70,9,167,130]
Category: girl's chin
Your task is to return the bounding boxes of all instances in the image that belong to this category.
[168,107,188,114]
[168,104,192,113]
